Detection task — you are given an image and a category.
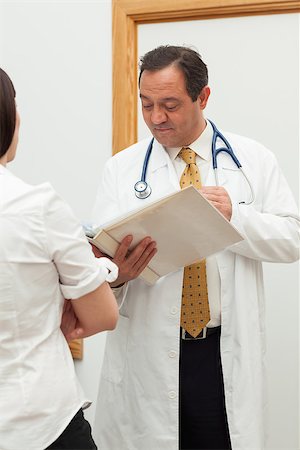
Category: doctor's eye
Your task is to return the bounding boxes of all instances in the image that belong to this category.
[142,104,153,110]
[165,103,179,111]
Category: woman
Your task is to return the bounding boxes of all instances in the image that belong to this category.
[0,68,118,450]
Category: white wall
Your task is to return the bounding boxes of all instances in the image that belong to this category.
[0,0,112,424]
[138,14,299,450]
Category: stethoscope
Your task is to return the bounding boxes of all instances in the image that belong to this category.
[134,120,254,205]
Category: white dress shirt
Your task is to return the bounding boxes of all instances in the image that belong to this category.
[0,165,116,450]
[166,121,221,327]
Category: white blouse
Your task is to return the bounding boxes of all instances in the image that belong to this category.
[0,165,116,450]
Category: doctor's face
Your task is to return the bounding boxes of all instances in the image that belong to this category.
[139,65,210,148]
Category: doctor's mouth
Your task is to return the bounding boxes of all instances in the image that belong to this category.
[153,126,174,133]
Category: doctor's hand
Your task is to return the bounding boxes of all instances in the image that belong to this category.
[90,243,107,258]
[109,235,157,287]
[200,187,232,221]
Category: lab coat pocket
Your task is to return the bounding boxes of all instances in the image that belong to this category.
[101,314,129,384]
[221,166,252,205]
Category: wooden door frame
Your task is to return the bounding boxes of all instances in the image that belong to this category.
[112,0,299,154]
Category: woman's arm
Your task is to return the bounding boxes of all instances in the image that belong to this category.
[42,185,119,339]
[68,281,118,339]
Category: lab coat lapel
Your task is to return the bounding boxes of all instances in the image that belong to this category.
[205,163,228,188]
[206,149,250,204]
[205,147,236,188]
[148,140,180,192]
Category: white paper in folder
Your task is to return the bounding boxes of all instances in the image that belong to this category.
[87,186,243,285]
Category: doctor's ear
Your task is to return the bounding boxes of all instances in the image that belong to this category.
[198,86,210,110]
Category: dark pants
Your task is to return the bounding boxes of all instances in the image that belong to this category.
[179,328,231,450]
[45,408,97,450]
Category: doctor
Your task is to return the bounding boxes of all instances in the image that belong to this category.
[92,46,299,450]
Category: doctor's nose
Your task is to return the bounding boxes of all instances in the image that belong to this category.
[150,108,167,125]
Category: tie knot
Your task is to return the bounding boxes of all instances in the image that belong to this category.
[179,147,196,165]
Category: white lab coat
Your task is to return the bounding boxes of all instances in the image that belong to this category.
[93,132,299,450]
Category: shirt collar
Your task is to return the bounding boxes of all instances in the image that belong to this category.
[165,119,213,162]
[0,163,7,174]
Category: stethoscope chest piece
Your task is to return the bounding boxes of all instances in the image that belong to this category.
[134,180,152,199]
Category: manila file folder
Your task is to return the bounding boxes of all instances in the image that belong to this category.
[89,186,243,285]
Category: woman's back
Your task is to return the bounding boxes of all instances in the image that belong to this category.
[0,66,118,450]
[0,165,107,449]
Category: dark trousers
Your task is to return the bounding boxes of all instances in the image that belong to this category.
[45,408,97,450]
[179,329,231,450]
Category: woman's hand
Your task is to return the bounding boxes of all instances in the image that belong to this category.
[60,300,84,341]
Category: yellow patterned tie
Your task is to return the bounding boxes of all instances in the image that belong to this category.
[179,148,210,338]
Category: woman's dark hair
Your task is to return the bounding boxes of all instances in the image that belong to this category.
[0,68,16,158]
[138,45,208,102]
